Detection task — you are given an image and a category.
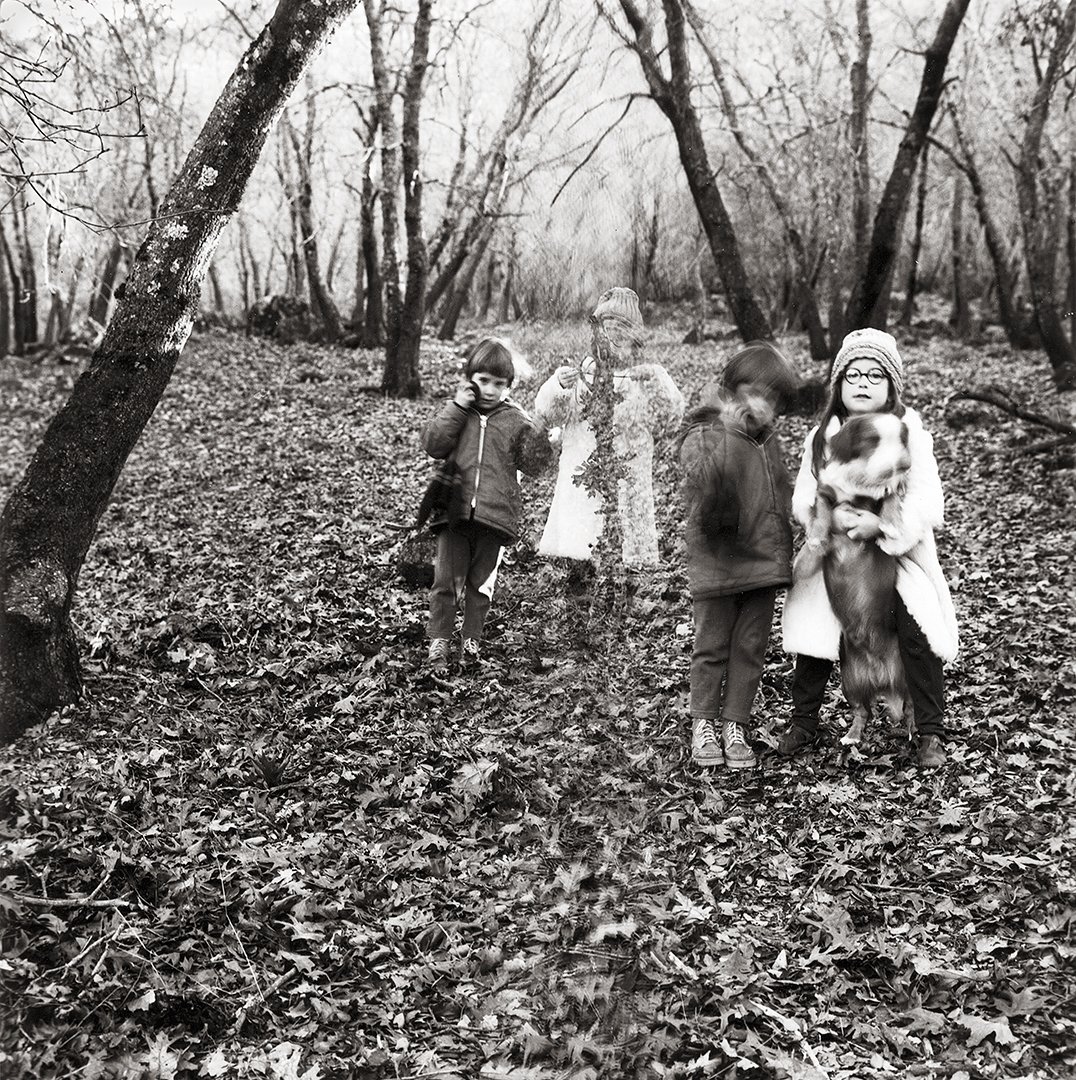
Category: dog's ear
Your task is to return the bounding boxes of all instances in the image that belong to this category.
[830,416,881,465]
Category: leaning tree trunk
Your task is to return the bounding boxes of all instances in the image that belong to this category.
[0,0,359,741]
[1015,0,1076,395]
[845,0,971,330]
[619,0,771,342]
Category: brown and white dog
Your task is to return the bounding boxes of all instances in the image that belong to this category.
[806,413,914,746]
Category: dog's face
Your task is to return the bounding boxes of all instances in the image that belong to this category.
[828,413,910,495]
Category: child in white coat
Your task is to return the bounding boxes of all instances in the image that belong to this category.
[779,328,958,768]
[533,287,684,569]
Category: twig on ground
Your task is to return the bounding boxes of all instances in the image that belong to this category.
[13,893,131,909]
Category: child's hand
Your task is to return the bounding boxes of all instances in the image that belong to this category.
[556,365,580,389]
[834,506,882,540]
[454,380,478,408]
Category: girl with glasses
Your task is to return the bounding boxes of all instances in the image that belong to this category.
[779,328,959,769]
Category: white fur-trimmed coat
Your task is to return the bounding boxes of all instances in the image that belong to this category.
[781,408,959,662]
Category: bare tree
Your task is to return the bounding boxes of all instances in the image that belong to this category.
[945,106,1036,347]
[850,0,873,288]
[1014,0,1076,394]
[845,0,971,330]
[682,0,828,358]
[0,0,360,741]
[283,86,344,341]
[428,0,584,336]
[899,143,928,327]
[364,0,433,397]
[949,171,971,337]
[608,0,771,342]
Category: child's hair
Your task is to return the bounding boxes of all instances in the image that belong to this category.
[721,340,801,414]
[464,337,515,386]
[810,370,905,478]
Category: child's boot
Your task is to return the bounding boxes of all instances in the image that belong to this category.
[692,717,722,767]
[460,638,481,668]
[722,721,757,770]
[428,638,451,672]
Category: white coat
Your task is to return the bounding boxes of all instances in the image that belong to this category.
[533,362,684,567]
[781,408,959,662]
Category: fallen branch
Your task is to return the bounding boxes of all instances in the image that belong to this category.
[13,893,132,909]
[948,385,1076,442]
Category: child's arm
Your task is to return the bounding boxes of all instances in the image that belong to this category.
[681,423,742,544]
[634,364,685,435]
[513,415,555,477]
[421,389,473,458]
[790,428,820,529]
[533,367,583,428]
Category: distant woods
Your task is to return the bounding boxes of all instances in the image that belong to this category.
[2,0,1076,392]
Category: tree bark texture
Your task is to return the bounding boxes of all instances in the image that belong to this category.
[845,0,971,330]
[365,0,432,396]
[0,0,359,741]
[1,217,26,356]
[618,0,771,342]
[1015,0,1076,392]
[850,0,872,286]
[390,0,433,393]
[949,172,970,337]
[900,143,928,327]
[0,240,10,356]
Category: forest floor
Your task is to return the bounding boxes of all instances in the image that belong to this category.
[0,314,1074,1080]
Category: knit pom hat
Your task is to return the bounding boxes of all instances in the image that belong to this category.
[830,328,904,394]
[592,287,644,342]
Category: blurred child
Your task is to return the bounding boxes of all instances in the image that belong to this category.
[533,287,684,568]
[677,341,800,768]
[421,337,553,671]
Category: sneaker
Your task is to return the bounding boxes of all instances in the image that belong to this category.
[427,638,451,672]
[691,718,723,767]
[460,638,481,666]
[917,735,947,769]
[777,725,818,757]
[722,721,757,770]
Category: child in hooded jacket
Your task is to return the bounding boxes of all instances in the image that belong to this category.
[678,341,801,769]
[779,328,958,768]
[422,337,553,671]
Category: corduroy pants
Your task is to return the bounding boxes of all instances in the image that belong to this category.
[690,587,777,726]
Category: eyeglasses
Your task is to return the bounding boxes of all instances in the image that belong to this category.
[842,367,887,385]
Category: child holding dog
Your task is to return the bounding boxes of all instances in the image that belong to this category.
[678,341,801,768]
[422,337,553,672]
[779,328,959,768]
